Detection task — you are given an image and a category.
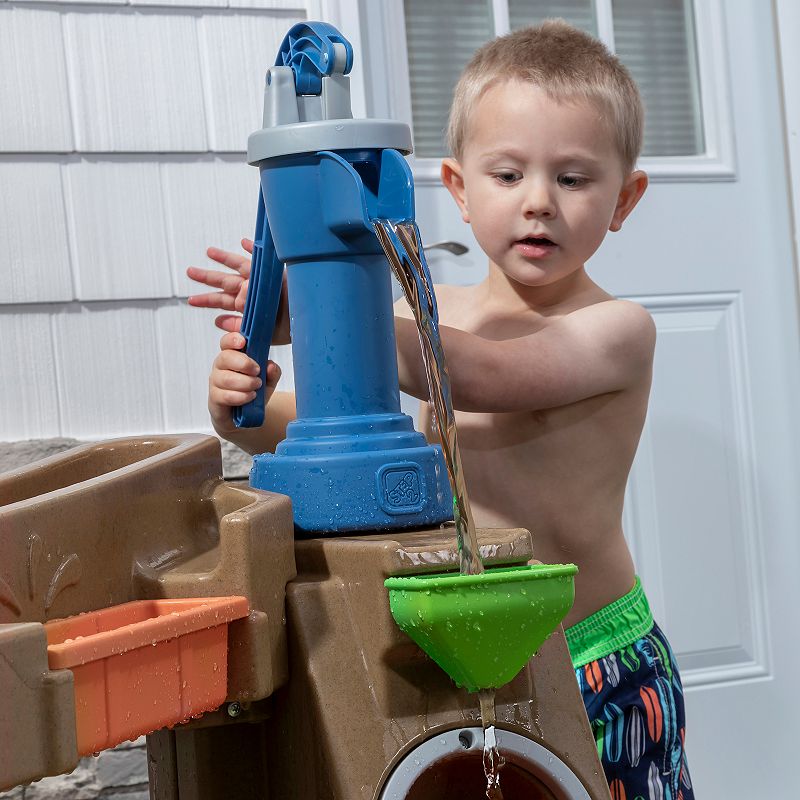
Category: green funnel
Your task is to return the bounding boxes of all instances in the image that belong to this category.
[385,563,577,692]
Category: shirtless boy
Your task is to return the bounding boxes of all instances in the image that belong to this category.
[189,20,694,798]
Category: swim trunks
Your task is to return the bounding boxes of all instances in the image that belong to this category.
[565,578,695,799]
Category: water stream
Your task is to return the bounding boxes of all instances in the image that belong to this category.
[374,218,505,796]
[479,690,506,799]
[373,219,483,576]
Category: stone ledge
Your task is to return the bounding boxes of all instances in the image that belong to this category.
[0,436,251,480]
[23,758,99,800]
[2,745,151,800]
[95,749,148,789]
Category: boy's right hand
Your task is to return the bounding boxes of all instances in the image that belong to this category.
[208,332,282,435]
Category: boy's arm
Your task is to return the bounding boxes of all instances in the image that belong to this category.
[209,332,296,454]
[395,299,655,412]
[393,298,439,442]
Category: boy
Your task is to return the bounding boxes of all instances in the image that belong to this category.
[189,20,693,799]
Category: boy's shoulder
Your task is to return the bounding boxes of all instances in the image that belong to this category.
[570,295,653,324]
[553,298,656,376]
[568,298,655,349]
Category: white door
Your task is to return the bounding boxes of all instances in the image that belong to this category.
[361,1,800,796]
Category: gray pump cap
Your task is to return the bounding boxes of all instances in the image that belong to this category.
[247,44,412,164]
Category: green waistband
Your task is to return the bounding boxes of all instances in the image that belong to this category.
[564,577,654,668]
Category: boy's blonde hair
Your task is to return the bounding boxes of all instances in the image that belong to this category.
[447,19,644,173]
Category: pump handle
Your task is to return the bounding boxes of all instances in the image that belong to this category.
[232,189,284,429]
[275,22,354,95]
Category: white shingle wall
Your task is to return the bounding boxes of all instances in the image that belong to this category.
[0,1,304,442]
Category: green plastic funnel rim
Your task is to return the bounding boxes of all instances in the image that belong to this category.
[384,562,577,591]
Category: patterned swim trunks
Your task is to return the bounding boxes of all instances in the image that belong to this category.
[565,578,695,800]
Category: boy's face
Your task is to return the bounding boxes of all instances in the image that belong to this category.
[442,80,646,292]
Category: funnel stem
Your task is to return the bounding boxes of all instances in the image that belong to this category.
[478,689,497,727]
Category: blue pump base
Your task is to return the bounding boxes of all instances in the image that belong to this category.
[250,413,452,533]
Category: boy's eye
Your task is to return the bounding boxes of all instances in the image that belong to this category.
[558,174,587,189]
[493,172,521,185]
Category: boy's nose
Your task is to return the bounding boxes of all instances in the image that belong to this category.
[522,182,556,219]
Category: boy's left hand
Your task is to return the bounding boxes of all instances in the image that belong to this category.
[186,240,291,344]
[187,239,253,333]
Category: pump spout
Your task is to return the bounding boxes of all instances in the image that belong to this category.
[318,148,415,237]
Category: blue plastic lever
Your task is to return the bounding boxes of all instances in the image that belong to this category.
[232,189,284,428]
[275,21,353,95]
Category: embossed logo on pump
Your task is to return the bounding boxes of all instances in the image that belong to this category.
[377,464,426,515]
[386,471,420,506]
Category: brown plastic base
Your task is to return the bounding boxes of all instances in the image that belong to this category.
[145,529,609,800]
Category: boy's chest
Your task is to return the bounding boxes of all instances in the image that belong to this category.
[419,400,561,454]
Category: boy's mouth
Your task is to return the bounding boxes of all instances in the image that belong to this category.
[518,236,555,246]
[514,236,557,257]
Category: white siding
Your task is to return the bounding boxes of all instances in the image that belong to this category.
[0,7,75,152]
[0,310,61,440]
[0,0,307,441]
[64,11,209,152]
[64,160,173,300]
[53,303,165,437]
[0,162,74,303]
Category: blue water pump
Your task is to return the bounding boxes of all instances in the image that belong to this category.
[235,22,451,533]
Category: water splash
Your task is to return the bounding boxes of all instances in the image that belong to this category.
[374,218,483,577]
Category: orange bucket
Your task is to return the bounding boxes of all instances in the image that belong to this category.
[45,596,249,755]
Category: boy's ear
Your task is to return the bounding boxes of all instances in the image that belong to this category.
[441,158,470,223]
[610,170,648,232]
